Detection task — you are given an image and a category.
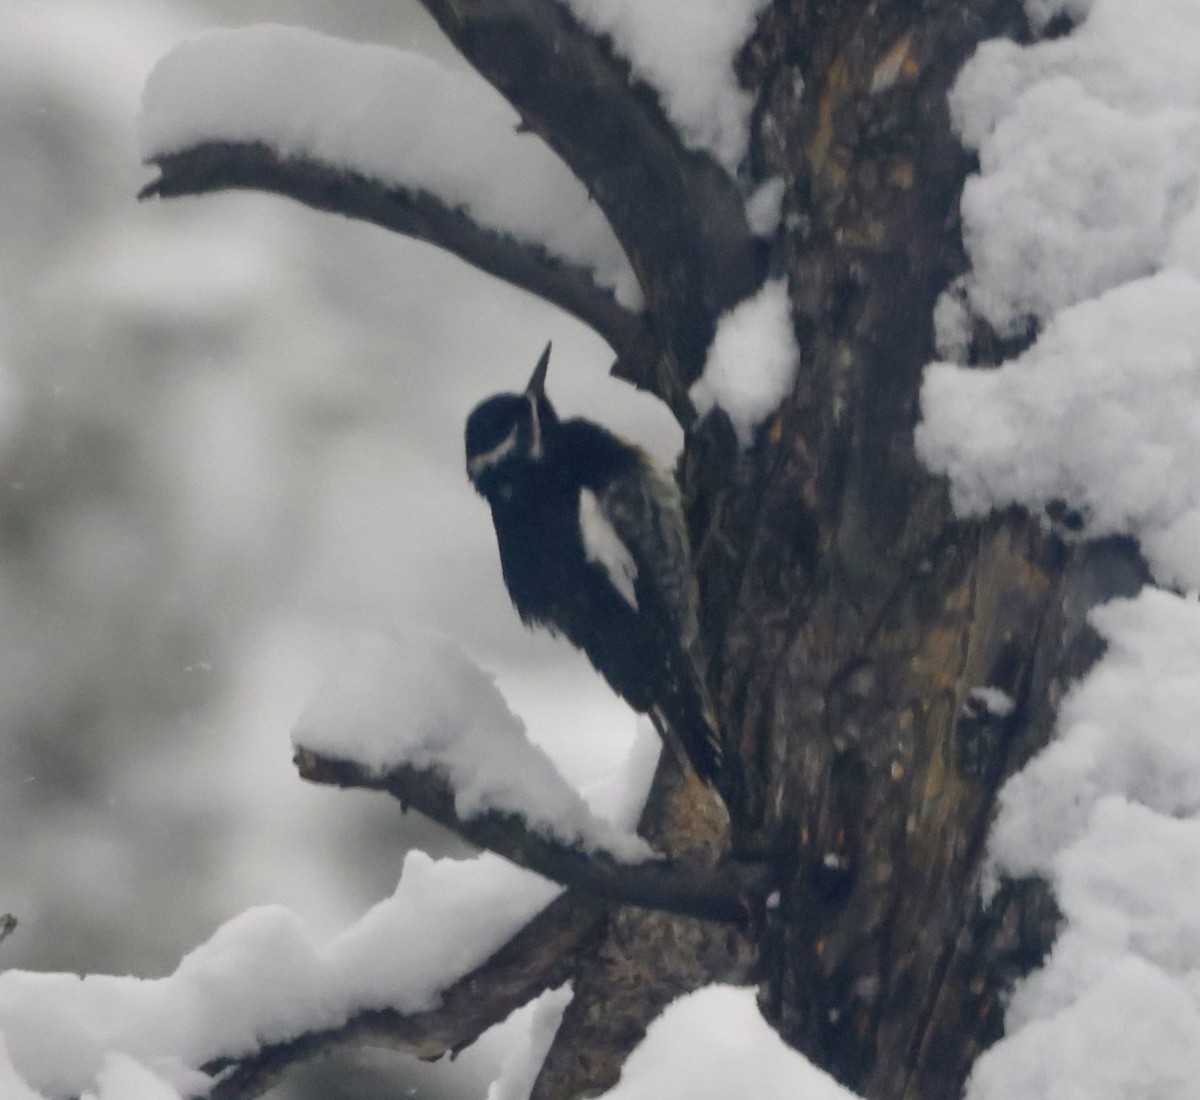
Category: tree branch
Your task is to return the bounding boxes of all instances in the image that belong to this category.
[295,749,769,924]
[140,142,652,376]
[205,891,606,1100]
[414,0,762,401]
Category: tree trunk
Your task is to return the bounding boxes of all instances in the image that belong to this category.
[530,2,1147,1097]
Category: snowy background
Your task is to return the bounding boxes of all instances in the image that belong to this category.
[1,2,677,1097]
[6,0,1200,1098]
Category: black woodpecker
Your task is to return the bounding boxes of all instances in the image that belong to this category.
[465,342,729,800]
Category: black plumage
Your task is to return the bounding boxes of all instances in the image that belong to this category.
[465,343,726,793]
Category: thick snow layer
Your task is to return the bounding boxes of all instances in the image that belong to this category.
[140,25,640,307]
[914,5,1200,1093]
[0,1034,49,1100]
[947,0,1200,334]
[563,0,770,174]
[293,629,655,862]
[84,1055,191,1100]
[919,14,1200,1096]
[691,279,799,447]
[969,589,1200,1100]
[988,590,1200,883]
[486,986,573,1100]
[919,270,1200,589]
[917,0,1200,589]
[0,850,556,1098]
[594,986,858,1100]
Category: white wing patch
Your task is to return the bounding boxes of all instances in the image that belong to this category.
[579,487,639,611]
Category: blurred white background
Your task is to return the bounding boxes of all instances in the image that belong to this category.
[1,2,679,1095]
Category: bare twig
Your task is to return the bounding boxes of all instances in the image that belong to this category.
[0,914,15,948]
[412,0,761,403]
[141,142,652,376]
[295,749,769,924]
[205,891,605,1100]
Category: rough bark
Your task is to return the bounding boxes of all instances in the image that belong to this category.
[682,2,1144,1097]
[479,0,1144,1095]
[515,761,752,1099]
[142,1,1145,1098]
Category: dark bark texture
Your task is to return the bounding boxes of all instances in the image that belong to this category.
[142,1,1147,1098]
[682,3,1145,1098]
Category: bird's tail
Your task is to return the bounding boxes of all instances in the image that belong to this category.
[652,674,742,814]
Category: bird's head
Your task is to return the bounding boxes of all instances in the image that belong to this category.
[465,341,559,500]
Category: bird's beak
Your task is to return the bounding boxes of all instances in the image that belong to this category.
[525,341,551,398]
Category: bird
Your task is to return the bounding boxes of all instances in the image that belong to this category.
[465,341,730,800]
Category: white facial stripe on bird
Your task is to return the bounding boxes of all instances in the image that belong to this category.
[578,487,639,610]
[527,392,543,460]
[468,423,520,479]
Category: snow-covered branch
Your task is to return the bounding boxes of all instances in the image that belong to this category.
[0,849,565,1098]
[414,0,762,400]
[296,748,766,923]
[136,17,764,412]
[204,893,601,1100]
[141,141,650,372]
[137,26,666,378]
[286,630,765,923]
